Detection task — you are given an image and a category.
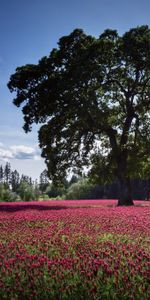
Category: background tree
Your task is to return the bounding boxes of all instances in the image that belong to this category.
[4,162,11,186]
[46,183,65,199]
[34,179,40,199]
[8,26,150,205]
[0,166,4,183]
[65,177,101,200]
[39,169,49,193]
[11,170,20,192]
[17,180,36,201]
[0,182,21,202]
[20,174,33,186]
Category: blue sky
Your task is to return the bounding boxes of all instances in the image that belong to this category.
[0,0,150,180]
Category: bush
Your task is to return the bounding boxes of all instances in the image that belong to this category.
[39,194,49,200]
[65,178,96,200]
[46,184,65,198]
[0,184,21,202]
[17,181,36,201]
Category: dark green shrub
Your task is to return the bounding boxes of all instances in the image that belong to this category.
[17,181,36,201]
[46,184,65,198]
[0,184,21,202]
[65,179,96,199]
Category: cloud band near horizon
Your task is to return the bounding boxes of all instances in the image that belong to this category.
[0,144,41,161]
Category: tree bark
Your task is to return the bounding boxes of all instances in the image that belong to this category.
[117,175,134,206]
[107,122,134,206]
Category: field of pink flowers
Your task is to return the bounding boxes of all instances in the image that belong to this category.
[0,199,149,299]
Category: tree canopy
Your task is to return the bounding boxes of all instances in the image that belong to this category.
[8,25,150,205]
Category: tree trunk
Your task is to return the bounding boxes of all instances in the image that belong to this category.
[117,175,134,206]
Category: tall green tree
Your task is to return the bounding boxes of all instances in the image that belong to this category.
[8,26,150,205]
[39,169,49,193]
[4,162,11,185]
[17,180,36,201]
[11,170,20,192]
[0,166,4,183]
[20,174,32,186]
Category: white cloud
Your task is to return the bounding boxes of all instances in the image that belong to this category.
[10,145,35,159]
[0,144,41,161]
[0,148,13,160]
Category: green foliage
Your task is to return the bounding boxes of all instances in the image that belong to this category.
[17,181,36,201]
[0,184,21,202]
[39,169,49,192]
[46,183,65,198]
[8,26,150,205]
[65,178,96,200]
[4,162,11,185]
[0,163,40,202]
[11,170,20,192]
[89,151,116,185]
[39,194,49,200]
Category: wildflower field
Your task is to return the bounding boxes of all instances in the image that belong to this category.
[0,200,149,300]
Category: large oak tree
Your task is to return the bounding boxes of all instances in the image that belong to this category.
[8,26,150,205]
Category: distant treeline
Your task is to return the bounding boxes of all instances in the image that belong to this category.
[58,177,150,201]
[0,162,39,201]
[0,162,149,201]
[85,179,150,200]
[0,162,35,191]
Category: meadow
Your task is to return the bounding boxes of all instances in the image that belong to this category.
[0,200,149,299]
